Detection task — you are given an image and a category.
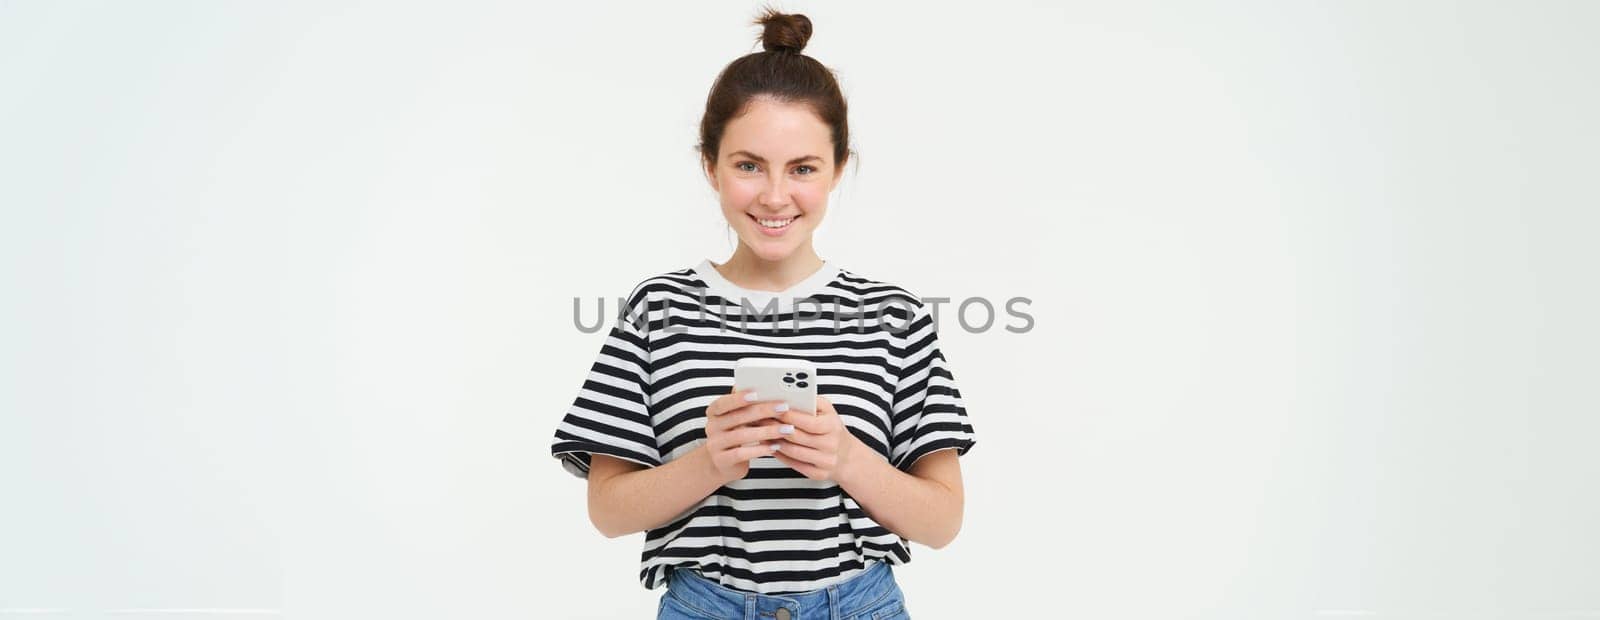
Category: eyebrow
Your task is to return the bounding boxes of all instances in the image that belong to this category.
[728,150,823,165]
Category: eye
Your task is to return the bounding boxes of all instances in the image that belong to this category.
[736,161,759,173]
[793,165,816,175]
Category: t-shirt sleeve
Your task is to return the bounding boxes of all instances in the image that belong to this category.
[888,301,977,472]
[550,291,661,479]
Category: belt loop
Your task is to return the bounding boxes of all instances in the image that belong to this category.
[827,584,840,619]
[745,593,757,620]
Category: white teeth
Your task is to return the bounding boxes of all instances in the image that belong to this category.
[757,216,795,228]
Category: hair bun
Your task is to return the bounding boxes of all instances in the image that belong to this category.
[755,8,812,54]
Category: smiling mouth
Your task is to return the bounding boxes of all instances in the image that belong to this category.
[750,214,799,230]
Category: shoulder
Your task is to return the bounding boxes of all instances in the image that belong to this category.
[829,267,929,315]
[828,268,940,338]
[617,265,706,310]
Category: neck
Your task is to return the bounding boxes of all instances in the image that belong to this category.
[715,242,825,292]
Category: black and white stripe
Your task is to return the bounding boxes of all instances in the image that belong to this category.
[551,260,976,594]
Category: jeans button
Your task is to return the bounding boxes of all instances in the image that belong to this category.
[775,608,791,620]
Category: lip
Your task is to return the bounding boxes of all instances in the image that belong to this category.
[749,213,800,237]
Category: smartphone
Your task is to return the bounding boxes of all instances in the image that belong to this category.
[734,357,817,415]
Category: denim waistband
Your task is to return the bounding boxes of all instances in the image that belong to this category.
[664,561,899,620]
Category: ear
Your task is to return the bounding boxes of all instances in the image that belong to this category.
[703,157,720,192]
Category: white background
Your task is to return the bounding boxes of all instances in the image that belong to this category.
[2,1,1596,618]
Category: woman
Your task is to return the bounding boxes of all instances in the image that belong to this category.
[551,9,977,620]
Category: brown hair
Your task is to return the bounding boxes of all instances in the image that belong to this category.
[698,7,851,173]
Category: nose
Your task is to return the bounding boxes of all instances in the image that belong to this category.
[758,174,789,209]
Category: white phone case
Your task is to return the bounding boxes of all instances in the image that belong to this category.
[733,357,817,414]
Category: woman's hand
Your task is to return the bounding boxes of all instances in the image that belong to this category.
[701,388,791,485]
[769,395,867,483]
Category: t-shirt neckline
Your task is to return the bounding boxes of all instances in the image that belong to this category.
[693,258,840,311]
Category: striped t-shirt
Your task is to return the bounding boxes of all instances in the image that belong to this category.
[550,258,977,594]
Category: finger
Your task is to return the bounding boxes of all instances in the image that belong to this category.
[706,389,761,417]
[777,409,835,435]
[705,403,755,433]
[771,425,825,448]
[771,450,826,479]
[814,395,838,416]
[708,402,789,434]
[726,442,781,463]
[774,440,836,468]
[715,401,791,431]
[720,423,791,448]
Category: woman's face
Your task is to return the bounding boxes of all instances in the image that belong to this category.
[705,96,843,262]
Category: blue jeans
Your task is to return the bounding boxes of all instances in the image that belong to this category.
[657,561,910,620]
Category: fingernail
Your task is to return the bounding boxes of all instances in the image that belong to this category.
[769,443,781,451]
[779,424,794,435]
[743,391,759,402]
[774,402,789,412]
